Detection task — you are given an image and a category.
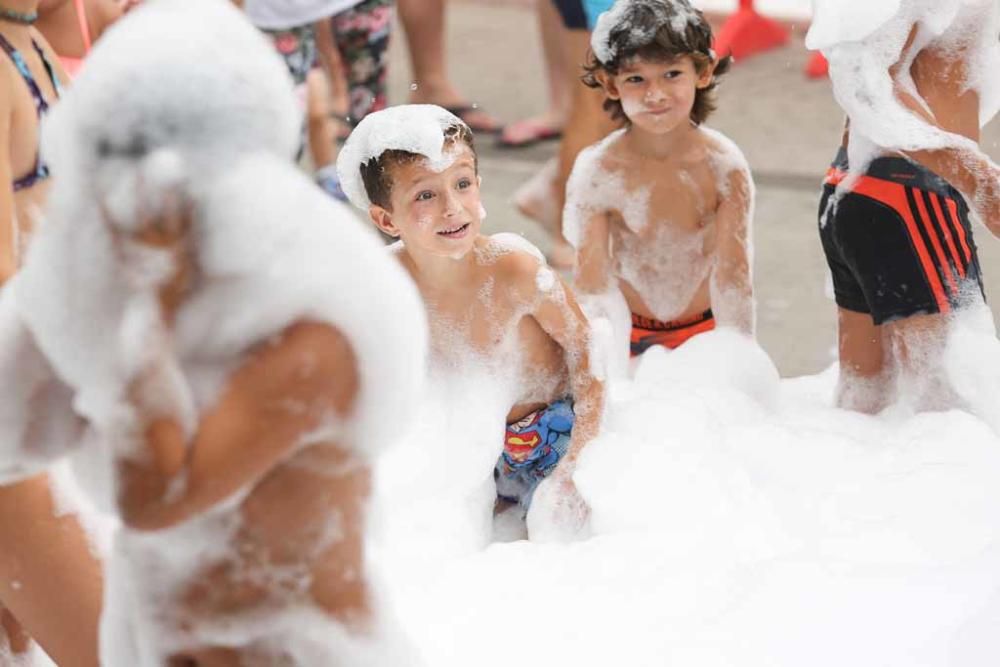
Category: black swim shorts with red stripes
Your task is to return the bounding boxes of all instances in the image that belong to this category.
[818,148,984,325]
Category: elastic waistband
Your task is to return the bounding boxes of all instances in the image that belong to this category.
[506,397,574,429]
[631,309,714,332]
[825,147,960,199]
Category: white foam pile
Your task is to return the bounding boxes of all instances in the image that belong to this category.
[370,310,1000,666]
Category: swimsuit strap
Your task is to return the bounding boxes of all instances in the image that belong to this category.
[0,33,60,115]
[73,0,92,52]
[32,38,62,99]
[0,32,60,190]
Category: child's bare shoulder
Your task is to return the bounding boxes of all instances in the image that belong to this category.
[477,234,555,296]
[569,129,629,186]
[696,126,751,178]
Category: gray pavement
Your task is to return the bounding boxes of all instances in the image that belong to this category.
[380,1,1000,376]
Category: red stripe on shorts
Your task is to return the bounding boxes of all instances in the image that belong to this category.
[944,197,973,263]
[911,187,958,294]
[850,176,950,315]
[929,192,965,278]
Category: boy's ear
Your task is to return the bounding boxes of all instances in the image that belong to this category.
[696,60,716,89]
[595,70,621,100]
[368,205,400,238]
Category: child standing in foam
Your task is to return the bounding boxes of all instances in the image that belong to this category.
[808,0,1000,413]
[337,105,605,537]
[565,0,754,359]
[3,1,426,663]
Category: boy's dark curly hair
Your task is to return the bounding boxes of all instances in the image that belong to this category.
[582,0,732,125]
[360,123,477,209]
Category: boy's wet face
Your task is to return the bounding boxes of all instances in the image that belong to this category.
[607,55,711,134]
[375,144,483,257]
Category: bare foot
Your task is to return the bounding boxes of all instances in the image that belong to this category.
[498,113,564,148]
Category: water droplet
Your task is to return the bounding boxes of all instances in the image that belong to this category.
[409,82,419,91]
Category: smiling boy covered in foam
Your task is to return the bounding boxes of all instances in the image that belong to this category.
[337,105,605,533]
[565,0,755,359]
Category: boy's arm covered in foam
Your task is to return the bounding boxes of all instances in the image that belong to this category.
[513,255,604,469]
[119,321,359,531]
[710,165,755,335]
[575,209,613,297]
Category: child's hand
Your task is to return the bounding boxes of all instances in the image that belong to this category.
[526,469,591,543]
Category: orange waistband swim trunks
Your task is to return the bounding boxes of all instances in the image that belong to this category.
[629,309,715,357]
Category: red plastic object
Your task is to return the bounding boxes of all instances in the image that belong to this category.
[805,51,829,78]
[713,0,790,62]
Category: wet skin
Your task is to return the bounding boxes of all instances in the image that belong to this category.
[575,55,754,333]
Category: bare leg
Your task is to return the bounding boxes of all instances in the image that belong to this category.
[306,68,337,170]
[499,0,571,145]
[397,0,500,131]
[835,308,894,413]
[0,474,103,667]
[313,17,351,131]
[885,313,964,411]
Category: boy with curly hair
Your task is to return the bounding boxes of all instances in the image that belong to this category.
[567,0,755,359]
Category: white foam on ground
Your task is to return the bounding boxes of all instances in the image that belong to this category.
[370,320,1000,666]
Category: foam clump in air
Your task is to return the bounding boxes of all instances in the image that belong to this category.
[336,104,469,210]
[591,0,704,65]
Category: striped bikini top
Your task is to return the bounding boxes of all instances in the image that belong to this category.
[0,32,61,192]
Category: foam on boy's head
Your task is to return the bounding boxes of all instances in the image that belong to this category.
[336,104,474,210]
[590,0,708,66]
[41,0,299,229]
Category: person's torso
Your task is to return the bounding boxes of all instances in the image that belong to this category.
[601,134,719,323]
